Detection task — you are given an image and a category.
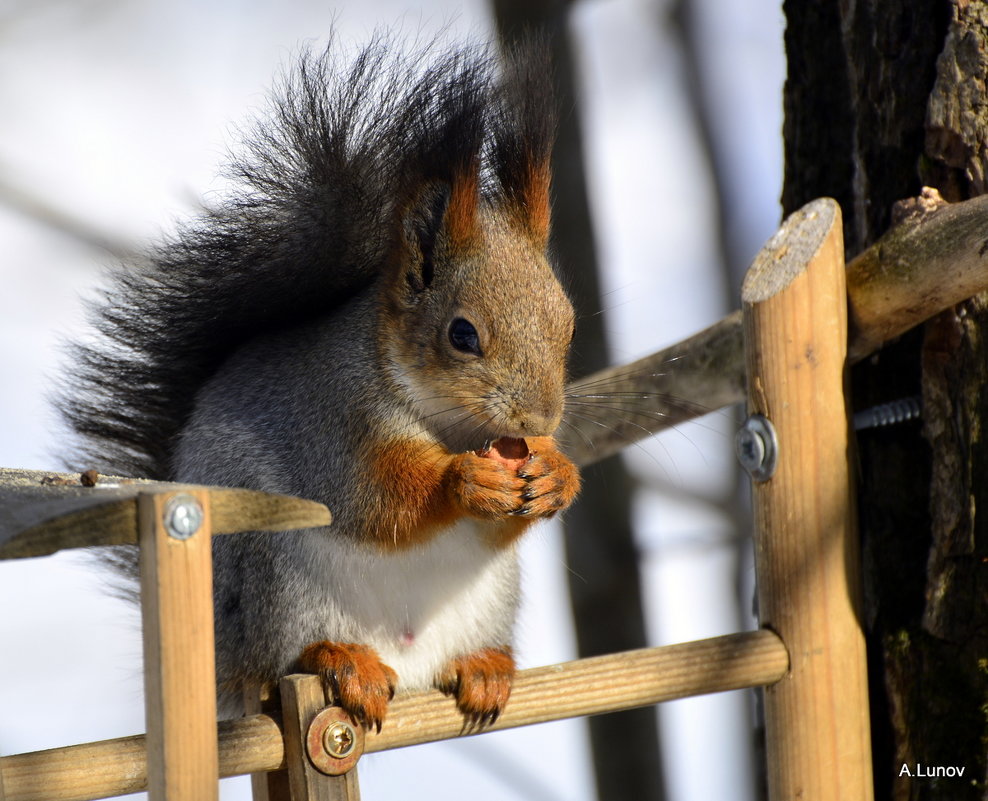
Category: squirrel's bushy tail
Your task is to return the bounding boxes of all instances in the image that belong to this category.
[59,31,554,480]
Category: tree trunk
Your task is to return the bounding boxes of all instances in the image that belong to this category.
[783,2,988,799]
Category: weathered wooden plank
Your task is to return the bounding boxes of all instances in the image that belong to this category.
[563,311,745,466]
[845,189,988,361]
[0,468,330,559]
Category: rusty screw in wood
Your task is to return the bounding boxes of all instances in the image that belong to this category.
[324,721,356,758]
[163,494,204,540]
[306,706,364,775]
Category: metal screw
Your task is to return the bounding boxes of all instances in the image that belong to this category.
[163,494,204,540]
[323,721,356,759]
[307,706,363,775]
[736,414,778,482]
[853,395,922,431]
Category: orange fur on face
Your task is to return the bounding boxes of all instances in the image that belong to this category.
[434,646,515,727]
[521,161,551,245]
[446,162,481,248]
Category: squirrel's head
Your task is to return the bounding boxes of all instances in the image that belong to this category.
[372,38,570,453]
[379,167,574,454]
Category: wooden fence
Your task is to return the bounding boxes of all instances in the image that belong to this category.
[2,190,985,801]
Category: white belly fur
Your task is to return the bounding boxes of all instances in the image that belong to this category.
[297,519,521,691]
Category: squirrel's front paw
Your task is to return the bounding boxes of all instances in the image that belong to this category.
[449,437,580,520]
[435,646,515,728]
[515,437,580,518]
[298,641,397,732]
[448,451,528,519]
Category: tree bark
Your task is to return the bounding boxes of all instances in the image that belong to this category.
[783,2,988,799]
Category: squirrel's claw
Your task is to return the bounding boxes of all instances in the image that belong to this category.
[298,641,398,733]
[514,439,581,518]
[435,646,515,730]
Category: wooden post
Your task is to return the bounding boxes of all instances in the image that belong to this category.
[245,684,292,801]
[139,490,219,800]
[741,198,874,801]
[279,676,361,801]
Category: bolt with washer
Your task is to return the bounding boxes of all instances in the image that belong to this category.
[163,494,204,540]
[736,414,778,482]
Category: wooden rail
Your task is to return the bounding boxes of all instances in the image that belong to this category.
[0,471,331,801]
[139,491,219,800]
[0,468,331,560]
[0,631,787,801]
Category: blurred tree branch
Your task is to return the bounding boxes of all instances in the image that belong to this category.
[0,170,135,260]
[491,2,666,800]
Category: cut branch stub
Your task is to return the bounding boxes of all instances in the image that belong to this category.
[846,189,988,361]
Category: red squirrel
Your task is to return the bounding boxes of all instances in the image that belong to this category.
[62,34,580,731]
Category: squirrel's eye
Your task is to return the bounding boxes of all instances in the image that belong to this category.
[448,318,482,356]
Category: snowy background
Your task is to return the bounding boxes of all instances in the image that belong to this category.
[0,1,784,799]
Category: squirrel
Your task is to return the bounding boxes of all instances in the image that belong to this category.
[61,33,580,732]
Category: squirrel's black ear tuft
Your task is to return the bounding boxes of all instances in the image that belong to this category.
[387,45,490,295]
[396,47,489,243]
[490,35,556,246]
[402,182,451,293]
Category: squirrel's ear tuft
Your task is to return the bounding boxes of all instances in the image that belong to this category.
[490,36,556,247]
[390,46,489,295]
[400,181,450,294]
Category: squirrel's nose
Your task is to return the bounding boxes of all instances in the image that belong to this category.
[518,401,563,437]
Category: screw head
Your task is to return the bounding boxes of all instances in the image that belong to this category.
[324,722,356,758]
[736,414,778,482]
[307,706,364,775]
[163,494,204,539]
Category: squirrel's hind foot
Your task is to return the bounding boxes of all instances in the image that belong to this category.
[434,646,515,730]
[298,641,397,733]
